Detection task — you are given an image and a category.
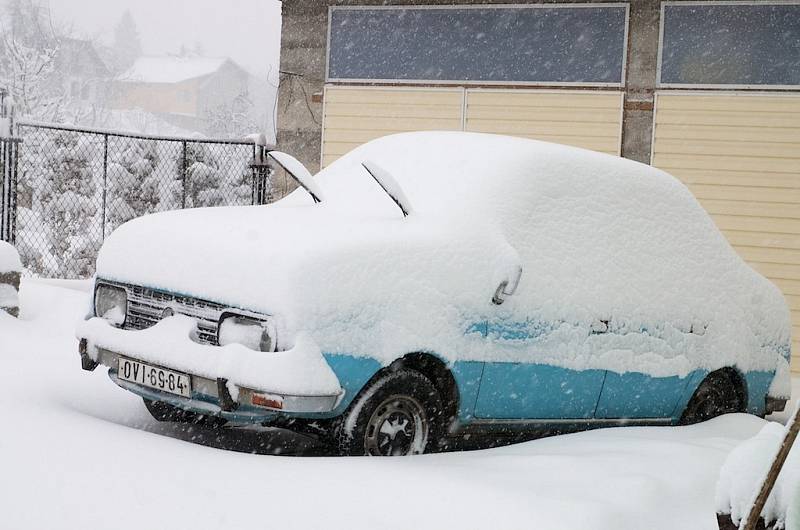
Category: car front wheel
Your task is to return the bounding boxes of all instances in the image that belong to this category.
[335,368,444,456]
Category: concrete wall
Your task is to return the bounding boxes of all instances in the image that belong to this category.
[277,0,661,172]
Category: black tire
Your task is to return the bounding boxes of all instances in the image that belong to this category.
[143,398,228,428]
[334,369,445,456]
[680,371,743,425]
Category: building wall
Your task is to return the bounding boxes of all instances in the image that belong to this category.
[278,0,660,174]
[112,78,200,117]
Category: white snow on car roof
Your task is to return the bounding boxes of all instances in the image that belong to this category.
[95,131,791,379]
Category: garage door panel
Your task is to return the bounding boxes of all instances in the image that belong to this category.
[465,120,620,139]
[700,199,800,220]
[712,215,800,235]
[464,90,623,156]
[325,88,463,106]
[655,139,800,159]
[736,246,800,266]
[656,94,800,113]
[467,91,622,109]
[655,124,800,144]
[325,102,464,120]
[787,295,800,312]
[690,185,800,204]
[654,154,799,174]
[466,106,620,123]
[680,171,799,190]
[653,92,800,374]
[724,232,800,252]
[323,116,463,132]
[769,279,800,296]
[750,263,800,282]
[655,109,800,129]
[323,86,624,166]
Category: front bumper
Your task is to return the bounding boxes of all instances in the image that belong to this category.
[77,316,344,422]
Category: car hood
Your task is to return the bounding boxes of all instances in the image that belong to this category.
[96,201,514,343]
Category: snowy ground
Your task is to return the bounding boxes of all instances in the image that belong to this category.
[1,280,798,530]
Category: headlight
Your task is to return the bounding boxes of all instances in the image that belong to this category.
[218,315,276,352]
[94,284,127,326]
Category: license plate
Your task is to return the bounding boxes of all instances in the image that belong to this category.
[118,358,192,398]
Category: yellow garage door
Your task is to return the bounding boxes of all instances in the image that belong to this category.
[321,86,464,168]
[652,92,800,374]
[464,89,624,156]
[321,86,625,167]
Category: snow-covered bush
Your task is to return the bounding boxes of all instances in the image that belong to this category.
[716,419,800,529]
[0,241,22,316]
[174,143,224,208]
[107,139,161,230]
[37,131,99,278]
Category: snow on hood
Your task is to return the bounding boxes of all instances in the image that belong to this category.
[95,132,791,375]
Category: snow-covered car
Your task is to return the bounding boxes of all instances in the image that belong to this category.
[77,132,792,456]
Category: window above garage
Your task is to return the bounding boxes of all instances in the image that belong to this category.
[659,1,800,89]
[326,4,629,87]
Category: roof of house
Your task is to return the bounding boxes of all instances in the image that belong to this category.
[56,38,110,77]
[118,56,235,84]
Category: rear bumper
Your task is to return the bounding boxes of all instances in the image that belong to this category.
[765,396,787,416]
[77,316,344,422]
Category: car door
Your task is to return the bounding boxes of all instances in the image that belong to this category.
[593,370,694,419]
[473,318,606,420]
[592,320,707,420]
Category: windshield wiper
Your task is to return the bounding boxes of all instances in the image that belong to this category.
[268,151,324,203]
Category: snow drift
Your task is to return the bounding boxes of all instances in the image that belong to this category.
[716,417,800,529]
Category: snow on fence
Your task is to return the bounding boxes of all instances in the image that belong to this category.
[8,122,280,279]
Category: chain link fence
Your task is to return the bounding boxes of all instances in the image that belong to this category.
[12,122,287,279]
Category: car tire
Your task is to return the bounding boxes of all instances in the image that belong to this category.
[679,371,743,425]
[143,398,228,428]
[334,368,445,456]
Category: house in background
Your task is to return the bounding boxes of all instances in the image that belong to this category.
[112,55,269,137]
[50,38,111,107]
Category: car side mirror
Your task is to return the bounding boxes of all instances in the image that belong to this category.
[492,264,522,305]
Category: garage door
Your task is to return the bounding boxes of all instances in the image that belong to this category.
[464,90,624,157]
[321,86,464,168]
[652,92,800,374]
[322,87,625,167]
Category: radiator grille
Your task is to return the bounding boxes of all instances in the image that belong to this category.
[117,283,226,345]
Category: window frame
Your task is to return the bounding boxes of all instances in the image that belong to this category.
[657,0,800,90]
[325,3,631,88]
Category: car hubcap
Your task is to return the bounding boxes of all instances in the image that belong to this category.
[365,395,428,456]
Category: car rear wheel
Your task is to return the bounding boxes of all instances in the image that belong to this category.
[679,370,743,425]
[143,398,228,428]
[334,369,444,456]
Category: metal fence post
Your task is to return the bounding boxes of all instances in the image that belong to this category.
[181,140,187,209]
[101,134,108,239]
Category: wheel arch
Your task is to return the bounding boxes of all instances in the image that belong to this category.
[681,366,749,417]
[389,352,460,430]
